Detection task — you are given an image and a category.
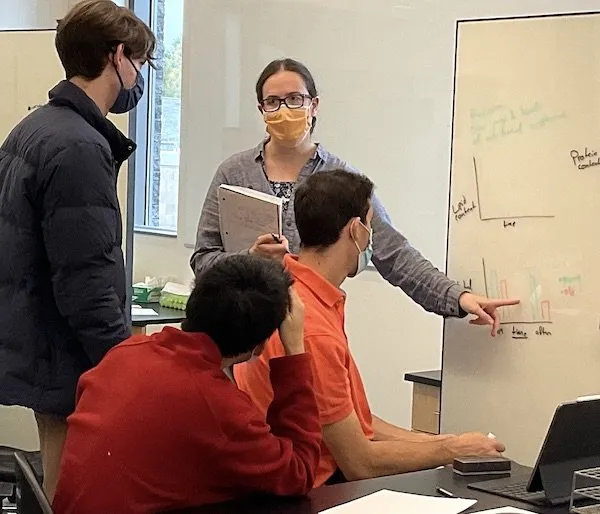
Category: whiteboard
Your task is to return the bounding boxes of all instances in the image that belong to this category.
[442,12,600,466]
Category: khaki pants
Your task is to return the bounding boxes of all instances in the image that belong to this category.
[34,412,68,503]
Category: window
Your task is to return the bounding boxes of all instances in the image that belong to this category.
[133,0,184,234]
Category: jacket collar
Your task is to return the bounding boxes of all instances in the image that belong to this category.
[48,80,136,164]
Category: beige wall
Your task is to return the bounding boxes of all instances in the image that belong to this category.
[0,0,126,31]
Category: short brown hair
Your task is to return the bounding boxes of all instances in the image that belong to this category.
[294,170,374,248]
[56,0,156,79]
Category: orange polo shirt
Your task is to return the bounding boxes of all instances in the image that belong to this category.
[235,254,374,487]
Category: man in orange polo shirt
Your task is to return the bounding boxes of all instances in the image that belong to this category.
[235,170,506,487]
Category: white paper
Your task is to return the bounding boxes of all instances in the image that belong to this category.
[472,508,537,514]
[319,489,476,514]
[131,306,158,317]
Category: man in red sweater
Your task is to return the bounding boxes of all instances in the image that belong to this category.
[52,255,321,513]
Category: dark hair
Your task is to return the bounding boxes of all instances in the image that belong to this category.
[182,255,293,358]
[256,58,319,132]
[294,170,374,248]
[56,0,156,80]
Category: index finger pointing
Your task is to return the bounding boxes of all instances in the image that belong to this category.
[486,298,520,307]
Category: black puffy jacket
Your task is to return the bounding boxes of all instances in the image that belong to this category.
[0,80,134,416]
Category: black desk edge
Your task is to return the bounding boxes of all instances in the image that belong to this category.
[404,369,442,388]
[169,464,565,514]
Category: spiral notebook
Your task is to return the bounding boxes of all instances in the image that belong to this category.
[218,185,283,253]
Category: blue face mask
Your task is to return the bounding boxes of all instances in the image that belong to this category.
[110,57,144,114]
[352,221,373,277]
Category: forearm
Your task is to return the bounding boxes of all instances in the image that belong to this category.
[205,376,320,499]
[191,246,229,276]
[58,288,129,363]
[192,168,234,277]
[191,246,249,276]
[53,261,129,364]
[363,435,455,478]
[255,354,321,496]
[372,415,432,442]
[373,240,465,317]
[267,354,320,440]
[370,195,466,317]
[41,145,130,363]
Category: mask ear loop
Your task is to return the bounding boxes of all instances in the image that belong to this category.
[111,50,126,89]
[127,56,140,75]
[351,218,363,253]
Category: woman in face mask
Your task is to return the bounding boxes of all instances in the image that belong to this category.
[192,58,518,333]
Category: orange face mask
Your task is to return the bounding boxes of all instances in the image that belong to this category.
[264,107,312,144]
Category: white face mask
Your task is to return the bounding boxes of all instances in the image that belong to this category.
[351,221,373,277]
[248,346,261,363]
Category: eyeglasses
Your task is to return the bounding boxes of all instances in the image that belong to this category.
[261,93,312,112]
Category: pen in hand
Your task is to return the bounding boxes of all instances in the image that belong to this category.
[436,487,455,498]
[270,233,290,254]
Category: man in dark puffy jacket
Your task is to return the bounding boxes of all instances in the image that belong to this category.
[0,0,155,500]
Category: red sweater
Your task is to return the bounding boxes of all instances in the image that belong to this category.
[52,327,321,513]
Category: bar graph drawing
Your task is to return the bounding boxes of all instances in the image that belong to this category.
[482,258,552,325]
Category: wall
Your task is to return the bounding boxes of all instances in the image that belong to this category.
[135,0,600,431]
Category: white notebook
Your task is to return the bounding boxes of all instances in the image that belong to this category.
[218,185,283,253]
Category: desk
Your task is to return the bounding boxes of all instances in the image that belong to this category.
[171,465,566,513]
[131,303,186,335]
[404,369,441,434]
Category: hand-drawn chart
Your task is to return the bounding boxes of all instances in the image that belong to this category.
[481,258,552,326]
[442,12,600,467]
[472,156,555,222]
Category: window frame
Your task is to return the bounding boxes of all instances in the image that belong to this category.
[130,0,179,237]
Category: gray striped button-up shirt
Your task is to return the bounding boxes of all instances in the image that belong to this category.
[191,141,465,317]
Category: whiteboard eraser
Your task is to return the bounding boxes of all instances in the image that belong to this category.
[453,456,511,476]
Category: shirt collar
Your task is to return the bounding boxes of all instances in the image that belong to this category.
[252,138,328,164]
[48,80,136,164]
[284,254,345,308]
